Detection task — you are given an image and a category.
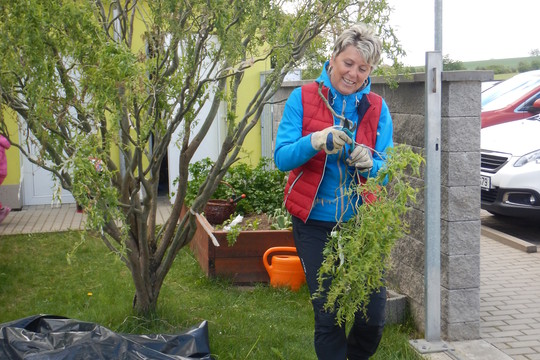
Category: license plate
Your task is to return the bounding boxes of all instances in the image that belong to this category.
[480,175,491,190]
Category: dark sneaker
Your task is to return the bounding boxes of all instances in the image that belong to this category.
[0,207,11,224]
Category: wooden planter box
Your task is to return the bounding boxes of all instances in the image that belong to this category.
[189,211,295,284]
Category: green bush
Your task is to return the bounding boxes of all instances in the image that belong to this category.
[185,157,287,215]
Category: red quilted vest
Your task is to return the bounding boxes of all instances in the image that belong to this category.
[283,82,382,222]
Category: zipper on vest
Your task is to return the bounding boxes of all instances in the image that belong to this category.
[337,151,346,215]
[306,156,328,221]
[284,170,304,205]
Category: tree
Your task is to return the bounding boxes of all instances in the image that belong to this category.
[300,1,405,79]
[518,61,532,73]
[0,0,402,315]
[443,54,466,71]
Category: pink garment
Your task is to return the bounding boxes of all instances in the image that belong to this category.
[0,134,10,210]
[0,134,10,178]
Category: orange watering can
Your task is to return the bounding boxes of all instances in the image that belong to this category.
[263,246,306,291]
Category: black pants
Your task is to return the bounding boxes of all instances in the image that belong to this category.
[292,216,386,360]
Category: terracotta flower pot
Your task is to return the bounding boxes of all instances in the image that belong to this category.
[204,199,236,225]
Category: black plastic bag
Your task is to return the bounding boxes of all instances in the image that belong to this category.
[0,315,213,360]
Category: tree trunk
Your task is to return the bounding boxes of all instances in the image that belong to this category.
[132,277,161,316]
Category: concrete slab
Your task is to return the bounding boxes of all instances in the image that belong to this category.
[452,340,512,360]
[423,340,512,360]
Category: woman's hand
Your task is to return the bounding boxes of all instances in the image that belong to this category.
[311,127,352,154]
[346,145,372,171]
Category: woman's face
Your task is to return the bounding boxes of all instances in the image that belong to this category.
[329,45,371,95]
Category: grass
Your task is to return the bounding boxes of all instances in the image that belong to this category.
[461,56,537,71]
[0,231,422,359]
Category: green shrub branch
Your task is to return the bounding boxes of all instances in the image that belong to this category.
[316,144,424,326]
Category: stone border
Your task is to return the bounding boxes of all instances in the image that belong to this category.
[481,226,538,253]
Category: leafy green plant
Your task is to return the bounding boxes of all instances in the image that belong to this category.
[186,157,287,215]
[226,224,242,246]
[316,144,424,326]
[248,218,261,230]
[269,207,293,230]
[223,217,264,246]
[185,158,234,205]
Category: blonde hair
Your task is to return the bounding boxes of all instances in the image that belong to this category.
[332,23,382,69]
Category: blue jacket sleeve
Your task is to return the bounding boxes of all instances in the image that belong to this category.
[274,88,319,171]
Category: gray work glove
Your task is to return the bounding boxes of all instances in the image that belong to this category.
[311,127,352,155]
[346,145,373,172]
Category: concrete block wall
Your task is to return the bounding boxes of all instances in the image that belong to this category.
[268,70,493,341]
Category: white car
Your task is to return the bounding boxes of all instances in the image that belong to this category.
[481,114,540,218]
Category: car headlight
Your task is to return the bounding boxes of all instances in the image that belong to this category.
[514,149,540,167]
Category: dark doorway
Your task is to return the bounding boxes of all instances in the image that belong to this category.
[158,154,169,197]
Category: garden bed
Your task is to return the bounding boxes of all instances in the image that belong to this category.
[189,210,295,284]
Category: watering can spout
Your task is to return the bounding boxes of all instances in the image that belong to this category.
[263,246,306,291]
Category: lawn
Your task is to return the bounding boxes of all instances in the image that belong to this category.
[0,231,422,359]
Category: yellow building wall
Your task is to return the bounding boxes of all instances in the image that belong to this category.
[235,59,271,166]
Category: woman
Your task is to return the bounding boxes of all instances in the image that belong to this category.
[0,134,11,224]
[274,23,393,359]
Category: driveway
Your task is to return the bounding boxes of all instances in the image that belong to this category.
[480,210,540,359]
